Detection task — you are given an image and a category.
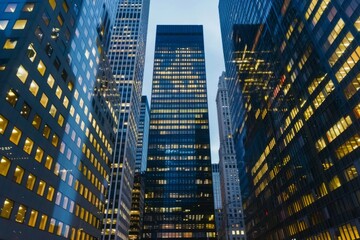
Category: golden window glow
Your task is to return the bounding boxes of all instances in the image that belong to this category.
[47,186,55,201]
[328,18,344,44]
[305,0,318,20]
[49,0,56,9]
[315,137,326,152]
[39,214,47,230]
[26,174,36,190]
[13,20,27,30]
[344,166,358,181]
[0,156,11,176]
[37,60,46,76]
[10,127,22,145]
[45,156,53,170]
[329,32,354,67]
[15,205,27,223]
[13,166,24,184]
[329,175,341,191]
[3,39,17,49]
[47,74,55,88]
[23,137,34,154]
[22,3,34,12]
[37,180,46,196]
[0,199,13,219]
[312,0,330,26]
[28,210,38,227]
[29,80,39,96]
[35,147,44,162]
[16,65,28,83]
[326,116,352,143]
[335,134,360,159]
[40,93,49,108]
[336,47,360,82]
[355,17,360,31]
[55,86,62,99]
[0,115,8,134]
[49,105,57,118]
[27,43,37,62]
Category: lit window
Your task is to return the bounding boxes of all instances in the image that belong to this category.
[15,205,27,223]
[0,156,11,176]
[62,1,68,12]
[56,221,63,236]
[27,43,37,62]
[28,210,38,227]
[52,134,59,147]
[0,20,9,30]
[22,3,35,12]
[23,137,34,154]
[47,74,55,88]
[37,60,46,76]
[16,65,28,83]
[49,105,57,118]
[29,80,39,96]
[45,156,53,170]
[32,114,41,129]
[49,218,56,233]
[58,114,64,127]
[10,127,22,145]
[68,81,73,91]
[57,14,63,26]
[0,115,8,134]
[49,0,56,9]
[42,125,51,139]
[40,93,48,108]
[6,89,18,106]
[39,214,47,230]
[0,199,14,219]
[55,86,62,99]
[355,17,360,31]
[13,20,27,30]
[35,147,44,162]
[26,174,36,190]
[47,186,55,201]
[3,39,17,49]
[20,102,31,119]
[37,180,46,196]
[345,166,358,181]
[13,166,24,184]
[63,97,69,108]
[5,4,17,12]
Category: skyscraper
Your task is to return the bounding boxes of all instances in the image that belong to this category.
[216,73,246,240]
[211,163,223,239]
[129,95,150,240]
[143,25,216,239]
[0,0,119,239]
[102,0,150,239]
[220,0,360,239]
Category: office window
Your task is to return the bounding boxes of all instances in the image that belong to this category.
[26,174,36,190]
[28,210,38,227]
[16,65,28,83]
[45,156,53,170]
[39,214,48,230]
[35,147,44,162]
[37,60,46,76]
[58,114,64,127]
[49,0,56,10]
[5,4,17,12]
[0,20,9,30]
[13,166,24,184]
[0,199,13,219]
[47,74,55,88]
[32,114,41,129]
[0,115,8,134]
[40,93,48,108]
[55,86,62,99]
[29,81,39,96]
[15,205,27,223]
[52,134,59,147]
[22,3,35,12]
[56,221,63,236]
[20,102,31,119]
[49,105,57,118]
[10,127,22,145]
[49,218,55,233]
[23,137,34,154]
[3,39,17,50]
[6,89,18,106]
[47,186,55,201]
[345,166,358,181]
[13,20,27,30]
[0,156,11,176]
[37,180,46,196]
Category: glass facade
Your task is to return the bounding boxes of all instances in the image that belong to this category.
[102,0,150,239]
[220,0,360,239]
[0,0,119,239]
[143,25,216,239]
[211,163,223,239]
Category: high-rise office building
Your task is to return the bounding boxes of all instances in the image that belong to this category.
[216,73,246,240]
[220,0,360,239]
[0,0,119,239]
[102,0,150,239]
[129,95,150,240]
[211,163,223,239]
[143,25,216,239]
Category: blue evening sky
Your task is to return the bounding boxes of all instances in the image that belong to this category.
[143,0,225,163]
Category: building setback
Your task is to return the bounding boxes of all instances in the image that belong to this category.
[102,0,150,239]
[220,0,360,239]
[0,0,119,239]
[143,25,216,239]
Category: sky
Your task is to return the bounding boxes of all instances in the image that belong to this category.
[142,0,225,163]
